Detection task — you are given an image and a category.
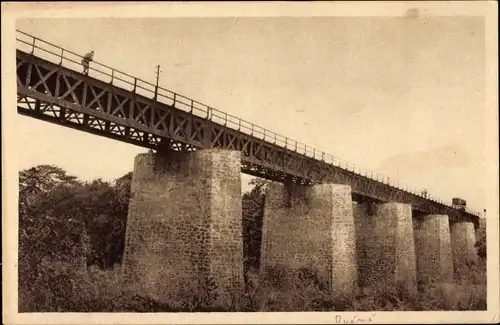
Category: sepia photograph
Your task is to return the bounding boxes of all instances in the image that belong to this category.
[2,1,499,324]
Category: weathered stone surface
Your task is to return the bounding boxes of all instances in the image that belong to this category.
[260,183,358,298]
[413,214,454,286]
[353,202,417,293]
[450,221,478,275]
[352,203,376,287]
[121,149,244,307]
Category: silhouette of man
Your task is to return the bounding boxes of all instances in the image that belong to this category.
[81,50,94,75]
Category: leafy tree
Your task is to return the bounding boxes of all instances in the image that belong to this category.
[83,175,132,269]
[18,165,133,311]
[476,239,486,259]
[475,233,486,259]
[242,178,269,279]
[18,166,86,311]
[19,165,78,215]
[474,218,487,260]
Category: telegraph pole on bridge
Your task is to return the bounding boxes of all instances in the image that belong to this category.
[154,64,161,101]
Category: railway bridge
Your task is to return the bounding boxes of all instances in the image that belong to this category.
[16,30,481,304]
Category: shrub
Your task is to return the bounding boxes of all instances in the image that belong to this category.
[18,167,487,312]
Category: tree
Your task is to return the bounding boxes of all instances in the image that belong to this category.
[18,166,86,311]
[82,175,132,269]
[19,165,78,215]
[18,165,83,269]
[18,165,133,311]
[242,178,270,278]
[476,237,486,259]
[475,232,486,259]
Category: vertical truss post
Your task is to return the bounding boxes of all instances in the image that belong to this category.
[204,107,212,148]
[59,49,64,65]
[82,83,87,108]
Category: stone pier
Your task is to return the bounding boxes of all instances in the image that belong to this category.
[450,221,478,276]
[353,202,417,293]
[413,214,454,287]
[260,182,358,299]
[121,149,244,306]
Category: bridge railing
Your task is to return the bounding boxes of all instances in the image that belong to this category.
[15,30,479,217]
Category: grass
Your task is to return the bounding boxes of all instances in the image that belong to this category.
[19,258,487,312]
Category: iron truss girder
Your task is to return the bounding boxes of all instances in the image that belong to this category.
[15,50,477,224]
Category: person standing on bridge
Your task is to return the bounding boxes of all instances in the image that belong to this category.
[81,50,94,75]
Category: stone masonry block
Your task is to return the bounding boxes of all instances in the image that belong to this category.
[121,149,244,307]
[413,214,454,287]
[260,182,358,298]
[450,221,478,276]
[353,202,417,293]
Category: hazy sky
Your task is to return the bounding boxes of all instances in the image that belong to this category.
[15,17,486,211]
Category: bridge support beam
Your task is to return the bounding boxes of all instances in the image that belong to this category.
[413,214,454,288]
[450,221,478,277]
[260,182,358,299]
[122,149,244,307]
[353,202,417,293]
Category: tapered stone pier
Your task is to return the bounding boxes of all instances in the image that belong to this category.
[450,221,478,276]
[122,149,244,307]
[353,202,417,293]
[413,214,454,287]
[261,182,358,299]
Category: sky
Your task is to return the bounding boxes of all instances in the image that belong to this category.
[14,16,487,212]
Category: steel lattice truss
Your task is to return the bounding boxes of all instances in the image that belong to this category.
[16,50,478,224]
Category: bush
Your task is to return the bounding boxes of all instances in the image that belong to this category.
[476,233,486,259]
[18,166,487,312]
[19,244,487,312]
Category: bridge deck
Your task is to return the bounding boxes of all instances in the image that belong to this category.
[15,31,479,224]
